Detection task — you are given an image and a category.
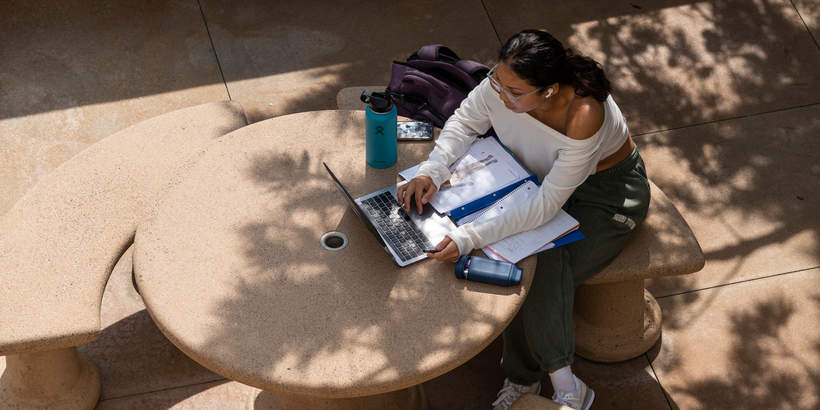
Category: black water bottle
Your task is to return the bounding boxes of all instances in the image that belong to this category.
[454,255,522,286]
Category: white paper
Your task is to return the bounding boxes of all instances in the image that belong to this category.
[457,180,579,263]
[399,137,531,214]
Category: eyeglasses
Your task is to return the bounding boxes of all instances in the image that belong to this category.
[487,65,544,104]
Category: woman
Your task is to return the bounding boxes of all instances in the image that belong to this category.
[397,29,650,410]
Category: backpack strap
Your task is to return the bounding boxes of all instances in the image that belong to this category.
[455,60,490,84]
[410,45,490,84]
[414,44,460,64]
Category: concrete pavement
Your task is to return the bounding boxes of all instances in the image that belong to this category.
[1,0,817,408]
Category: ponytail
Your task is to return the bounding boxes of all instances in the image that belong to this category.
[563,48,610,102]
[499,30,611,102]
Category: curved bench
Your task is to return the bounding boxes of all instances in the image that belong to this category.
[337,86,705,363]
[0,101,248,409]
[574,180,704,362]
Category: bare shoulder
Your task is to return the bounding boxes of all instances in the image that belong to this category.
[565,96,605,140]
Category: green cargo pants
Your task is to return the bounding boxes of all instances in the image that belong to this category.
[502,145,651,383]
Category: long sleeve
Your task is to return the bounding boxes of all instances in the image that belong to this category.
[447,135,602,255]
[415,82,628,256]
[415,80,494,188]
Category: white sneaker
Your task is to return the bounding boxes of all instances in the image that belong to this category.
[492,378,541,410]
[552,375,595,410]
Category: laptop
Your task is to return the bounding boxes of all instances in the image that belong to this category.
[323,162,455,267]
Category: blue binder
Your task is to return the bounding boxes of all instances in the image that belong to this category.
[541,229,585,252]
[447,136,540,221]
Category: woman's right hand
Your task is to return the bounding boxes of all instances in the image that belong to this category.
[397,175,438,215]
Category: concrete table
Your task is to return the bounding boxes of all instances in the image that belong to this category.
[133,110,535,409]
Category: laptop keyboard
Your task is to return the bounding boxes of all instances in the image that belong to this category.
[361,191,434,262]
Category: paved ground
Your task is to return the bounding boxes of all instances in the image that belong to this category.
[1,0,818,409]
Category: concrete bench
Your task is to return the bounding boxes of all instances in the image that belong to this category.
[336,86,705,363]
[0,101,248,409]
[574,180,704,362]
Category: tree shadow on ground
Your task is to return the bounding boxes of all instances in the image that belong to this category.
[194,1,818,406]
[545,0,820,333]
[648,285,819,409]
[59,1,819,407]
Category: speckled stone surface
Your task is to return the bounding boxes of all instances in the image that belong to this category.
[0,101,247,356]
[0,348,100,410]
[95,379,259,409]
[78,246,224,401]
[134,110,536,400]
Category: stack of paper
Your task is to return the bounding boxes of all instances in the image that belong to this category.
[456,180,583,263]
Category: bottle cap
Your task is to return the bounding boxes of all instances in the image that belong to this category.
[360,90,394,113]
[454,255,470,279]
[509,265,523,285]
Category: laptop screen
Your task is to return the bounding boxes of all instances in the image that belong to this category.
[322,162,387,248]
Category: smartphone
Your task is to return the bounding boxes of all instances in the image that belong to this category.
[397,121,434,141]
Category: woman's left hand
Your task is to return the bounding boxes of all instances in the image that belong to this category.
[426,236,461,262]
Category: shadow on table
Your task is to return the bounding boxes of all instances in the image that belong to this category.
[187,141,523,399]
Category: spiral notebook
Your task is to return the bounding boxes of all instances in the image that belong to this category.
[456,180,584,263]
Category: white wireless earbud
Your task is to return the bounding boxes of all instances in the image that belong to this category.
[545,88,554,98]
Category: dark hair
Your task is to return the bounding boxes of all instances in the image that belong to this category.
[498,29,611,102]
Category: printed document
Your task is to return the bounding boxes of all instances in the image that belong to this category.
[399,137,531,215]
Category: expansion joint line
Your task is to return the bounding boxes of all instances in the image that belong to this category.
[196,0,232,101]
[480,0,503,47]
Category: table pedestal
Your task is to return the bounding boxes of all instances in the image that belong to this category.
[254,384,428,410]
[573,279,662,362]
[0,347,100,410]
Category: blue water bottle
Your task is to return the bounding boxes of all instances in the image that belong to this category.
[454,255,523,286]
[361,90,397,169]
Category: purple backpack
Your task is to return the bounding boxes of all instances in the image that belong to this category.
[387,45,490,128]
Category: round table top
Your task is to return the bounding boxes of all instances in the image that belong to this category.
[134,110,535,398]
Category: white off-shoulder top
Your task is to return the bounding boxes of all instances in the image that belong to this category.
[416,78,629,255]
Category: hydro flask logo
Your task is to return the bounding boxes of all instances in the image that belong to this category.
[376,126,385,136]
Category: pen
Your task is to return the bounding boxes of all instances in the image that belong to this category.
[423,249,438,254]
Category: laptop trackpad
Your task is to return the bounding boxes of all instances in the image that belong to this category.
[409,205,455,246]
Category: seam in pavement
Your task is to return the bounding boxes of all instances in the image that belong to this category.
[98,377,228,402]
[644,353,675,409]
[790,0,820,50]
[196,0,232,101]
[632,102,820,138]
[480,0,503,47]
[655,265,820,300]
